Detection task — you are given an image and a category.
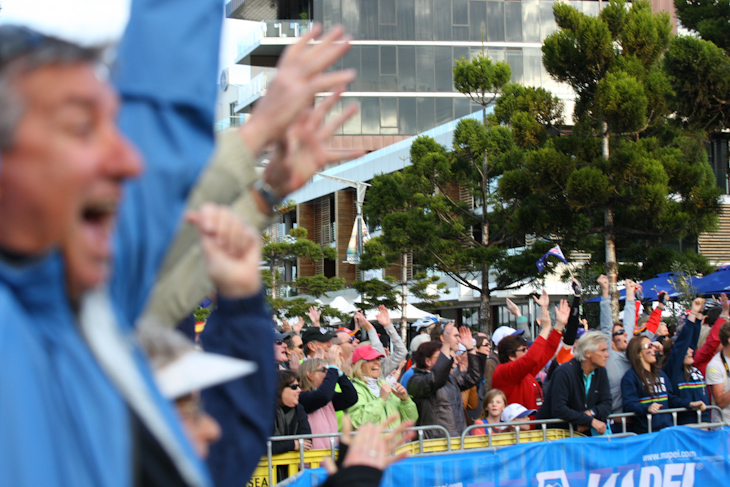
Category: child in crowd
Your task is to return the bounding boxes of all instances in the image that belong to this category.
[471,390,508,435]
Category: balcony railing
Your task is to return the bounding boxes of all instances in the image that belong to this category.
[237,20,314,59]
[213,114,249,132]
[237,72,272,109]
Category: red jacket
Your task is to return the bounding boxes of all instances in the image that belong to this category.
[492,329,562,412]
[695,317,725,377]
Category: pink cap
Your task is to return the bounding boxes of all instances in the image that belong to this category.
[352,345,384,364]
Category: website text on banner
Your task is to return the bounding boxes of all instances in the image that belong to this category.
[285,427,730,487]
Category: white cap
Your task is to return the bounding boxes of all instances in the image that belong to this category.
[501,403,537,423]
[155,350,257,400]
[492,326,525,347]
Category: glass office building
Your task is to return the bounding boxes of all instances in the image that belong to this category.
[228,0,609,136]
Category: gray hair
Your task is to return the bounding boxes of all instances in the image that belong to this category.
[136,322,196,370]
[573,331,610,362]
[0,25,105,150]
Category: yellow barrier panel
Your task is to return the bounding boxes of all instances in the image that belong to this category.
[247,448,336,487]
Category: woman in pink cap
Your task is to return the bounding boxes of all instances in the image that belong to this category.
[346,345,418,429]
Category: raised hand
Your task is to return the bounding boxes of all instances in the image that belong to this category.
[533,289,550,308]
[307,306,321,327]
[506,298,521,317]
[376,305,391,326]
[554,299,570,331]
[597,275,609,297]
[292,316,305,334]
[457,326,474,348]
[280,319,292,333]
[187,203,261,298]
[355,310,373,331]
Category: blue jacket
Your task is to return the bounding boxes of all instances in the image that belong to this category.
[662,319,710,424]
[0,0,223,485]
[201,294,276,487]
[621,368,690,433]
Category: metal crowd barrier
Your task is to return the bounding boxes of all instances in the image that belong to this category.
[608,405,728,434]
[253,408,729,486]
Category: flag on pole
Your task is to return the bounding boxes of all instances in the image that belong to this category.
[536,245,568,272]
[345,214,370,264]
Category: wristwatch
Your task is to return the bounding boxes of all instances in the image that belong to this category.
[253,179,285,208]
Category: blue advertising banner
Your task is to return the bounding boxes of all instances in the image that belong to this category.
[287,426,730,487]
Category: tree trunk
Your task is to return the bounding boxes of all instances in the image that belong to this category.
[604,207,619,321]
[601,123,618,320]
[480,263,491,333]
[480,137,491,333]
[401,252,408,343]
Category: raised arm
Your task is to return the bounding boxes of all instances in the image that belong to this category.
[598,275,612,335]
[377,306,407,377]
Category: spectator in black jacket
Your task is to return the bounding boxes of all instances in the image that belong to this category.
[537,331,612,435]
[407,323,486,438]
[273,370,312,453]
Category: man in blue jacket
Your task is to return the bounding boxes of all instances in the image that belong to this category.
[537,331,613,435]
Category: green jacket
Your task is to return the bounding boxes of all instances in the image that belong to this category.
[347,378,418,429]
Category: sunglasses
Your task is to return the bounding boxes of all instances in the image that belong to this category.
[315,366,328,373]
[287,383,301,390]
[274,339,284,346]
[612,329,626,337]
[642,343,655,352]
[515,347,528,353]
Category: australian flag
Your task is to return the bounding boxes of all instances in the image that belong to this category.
[536,245,568,272]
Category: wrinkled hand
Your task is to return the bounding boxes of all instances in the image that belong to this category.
[187,203,262,298]
[313,348,326,360]
[721,293,729,317]
[506,298,521,317]
[240,25,355,156]
[533,289,549,308]
[307,306,321,327]
[376,305,391,326]
[648,403,662,414]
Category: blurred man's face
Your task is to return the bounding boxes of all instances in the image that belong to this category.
[612,325,628,352]
[0,63,141,266]
[335,331,356,358]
